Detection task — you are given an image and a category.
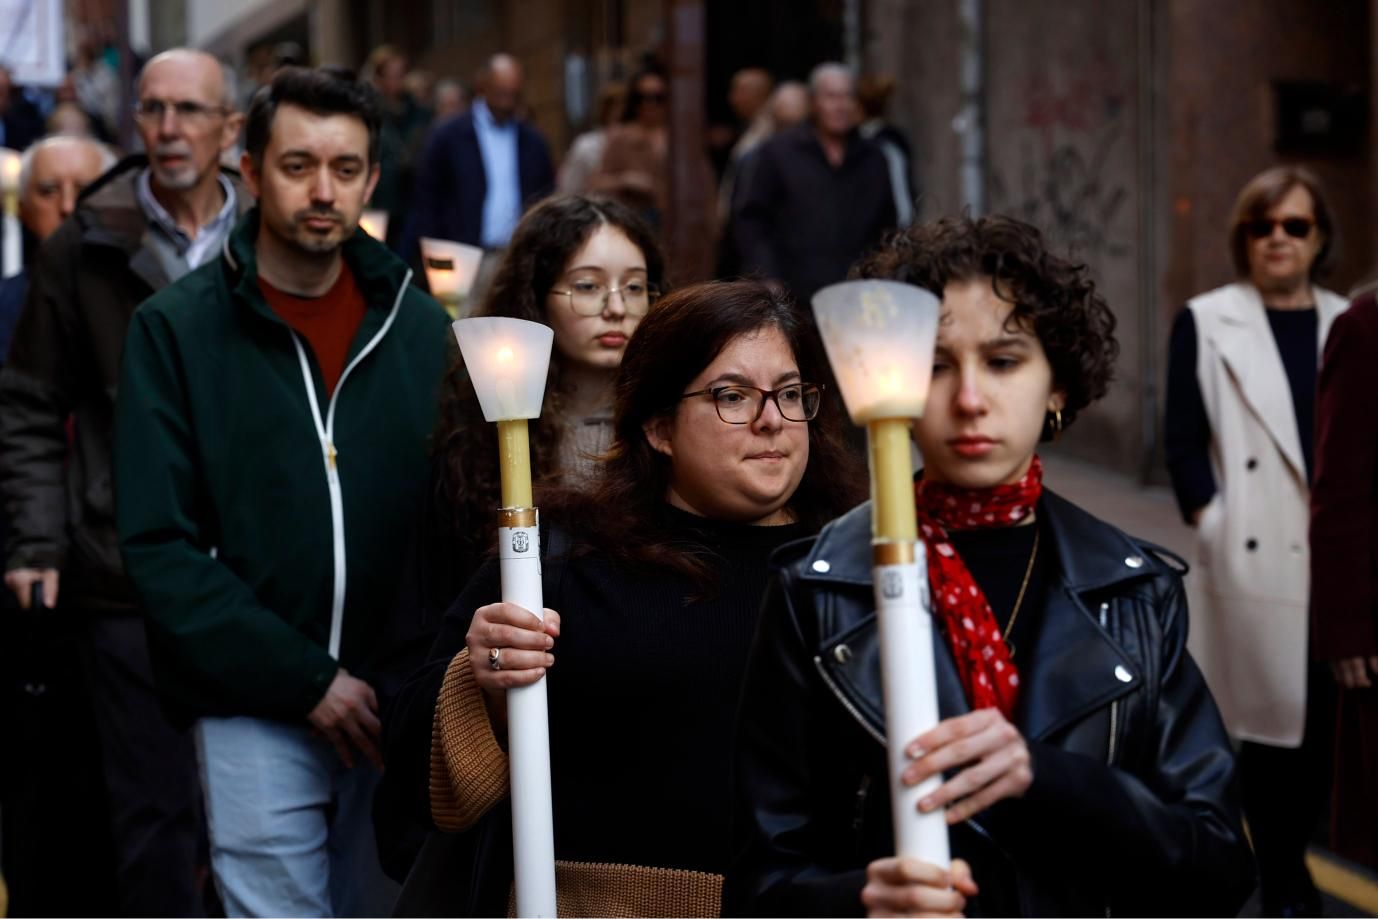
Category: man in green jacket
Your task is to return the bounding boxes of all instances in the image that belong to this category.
[115,67,451,916]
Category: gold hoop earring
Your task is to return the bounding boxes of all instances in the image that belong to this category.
[1049,409,1063,441]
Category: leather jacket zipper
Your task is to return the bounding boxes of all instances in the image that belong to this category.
[1099,602,1119,766]
[813,655,886,745]
[1099,602,1117,918]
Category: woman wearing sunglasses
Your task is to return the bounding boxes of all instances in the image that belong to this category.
[384,281,866,914]
[727,216,1252,917]
[1164,165,1347,916]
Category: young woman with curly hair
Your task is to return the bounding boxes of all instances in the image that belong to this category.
[725,215,1254,917]
[384,280,866,915]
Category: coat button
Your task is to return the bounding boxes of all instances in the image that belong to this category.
[833,644,853,664]
[1124,556,1144,569]
[812,559,831,574]
[1115,665,1133,683]
[1246,457,1258,471]
[1245,538,1258,551]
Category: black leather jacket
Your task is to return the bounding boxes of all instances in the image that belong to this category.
[725,490,1254,917]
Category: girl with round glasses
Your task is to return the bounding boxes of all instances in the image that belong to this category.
[727,216,1253,917]
[373,194,663,877]
[385,281,864,914]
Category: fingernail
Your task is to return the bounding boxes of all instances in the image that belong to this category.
[907,743,924,758]
[545,654,554,666]
[919,797,935,812]
[544,636,554,648]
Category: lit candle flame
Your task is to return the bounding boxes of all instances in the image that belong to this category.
[496,345,515,364]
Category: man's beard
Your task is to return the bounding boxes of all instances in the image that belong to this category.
[284,207,352,257]
[150,162,199,191]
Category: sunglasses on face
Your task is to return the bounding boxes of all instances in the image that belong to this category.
[1243,217,1315,240]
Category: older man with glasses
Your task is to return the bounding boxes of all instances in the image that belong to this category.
[0,48,248,917]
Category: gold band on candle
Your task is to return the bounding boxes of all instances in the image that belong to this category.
[498,507,537,528]
[497,419,533,507]
[872,541,916,565]
[868,417,918,542]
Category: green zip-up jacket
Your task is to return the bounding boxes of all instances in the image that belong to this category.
[115,209,451,720]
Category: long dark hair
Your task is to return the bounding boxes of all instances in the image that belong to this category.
[432,194,666,561]
[546,279,865,584]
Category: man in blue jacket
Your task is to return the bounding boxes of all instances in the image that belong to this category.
[401,53,553,280]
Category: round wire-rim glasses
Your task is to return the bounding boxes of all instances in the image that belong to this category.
[678,383,824,424]
[549,281,661,317]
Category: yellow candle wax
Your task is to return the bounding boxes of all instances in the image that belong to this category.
[869,417,918,542]
[497,418,534,507]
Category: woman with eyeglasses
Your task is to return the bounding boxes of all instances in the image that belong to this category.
[1164,166,1347,917]
[726,216,1252,917]
[372,193,664,878]
[383,280,866,915]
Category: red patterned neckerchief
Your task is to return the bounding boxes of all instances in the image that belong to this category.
[913,456,1043,719]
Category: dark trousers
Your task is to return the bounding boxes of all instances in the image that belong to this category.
[1331,680,1378,871]
[1238,664,1335,909]
[1,601,119,916]
[80,611,206,918]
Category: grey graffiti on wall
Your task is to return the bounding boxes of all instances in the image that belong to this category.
[989,65,1132,266]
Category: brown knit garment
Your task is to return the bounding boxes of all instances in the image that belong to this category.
[505,862,722,918]
[430,648,510,831]
[431,652,723,917]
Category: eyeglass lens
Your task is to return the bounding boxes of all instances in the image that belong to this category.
[714,385,820,423]
[565,282,656,316]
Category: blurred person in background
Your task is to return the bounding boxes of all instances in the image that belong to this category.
[767,80,809,132]
[432,78,468,123]
[857,73,915,227]
[1310,289,1378,874]
[735,63,894,303]
[0,49,247,917]
[404,53,554,301]
[558,81,626,195]
[0,64,44,151]
[1165,165,1346,917]
[366,45,431,251]
[0,135,115,350]
[707,66,773,182]
[716,68,774,274]
[46,102,97,138]
[589,65,670,231]
[0,132,117,916]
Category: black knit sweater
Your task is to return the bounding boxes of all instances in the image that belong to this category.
[378,504,806,887]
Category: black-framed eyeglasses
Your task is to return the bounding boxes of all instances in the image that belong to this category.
[1243,216,1314,240]
[132,99,229,124]
[549,280,660,317]
[679,383,823,424]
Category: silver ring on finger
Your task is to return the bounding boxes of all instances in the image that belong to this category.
[488,647,502,671]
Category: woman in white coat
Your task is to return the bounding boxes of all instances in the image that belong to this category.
[1165,165,1345,918]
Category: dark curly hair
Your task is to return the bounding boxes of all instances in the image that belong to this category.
[432,194,666,570]
[545,280,865,585]
[850,214,1118,433]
